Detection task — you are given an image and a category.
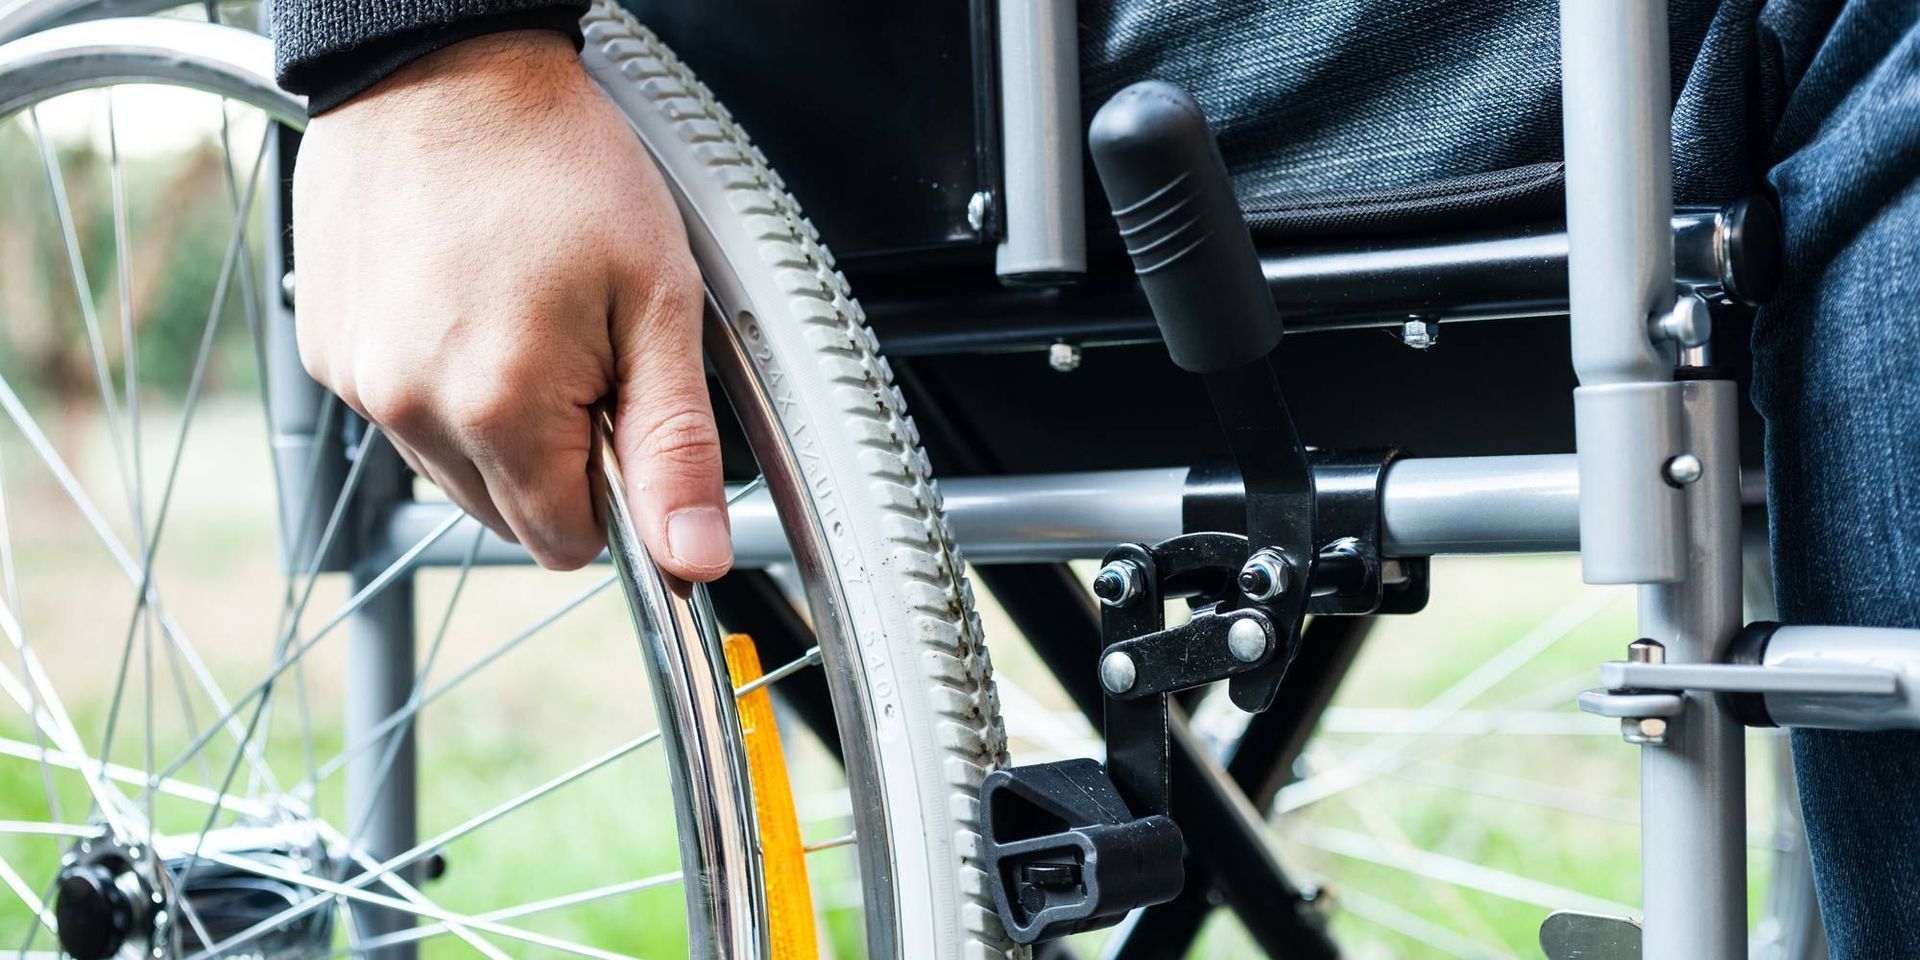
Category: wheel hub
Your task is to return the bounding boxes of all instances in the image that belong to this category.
[54,821,337,960]
[53,840,160,960]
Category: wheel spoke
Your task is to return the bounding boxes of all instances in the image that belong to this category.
[1291,822,1635,917]
[311,572,619,786]
[97,123,272,784]
[0,374,273,787]
[1331,885,1516,960]
[156,430,452,785]
[0,447,61,825]
[339,526,485,847]
[733,645,821,698]
[0,602,131,833]
[1276,590,1621,814]
[0,736,273,821]
[187,848,634,960]
[25,108,136,519]
[0,853,57,941]
[106,88,141,526]
[168,437,436,903]
[802,832,856,854]
[341,870,686,955]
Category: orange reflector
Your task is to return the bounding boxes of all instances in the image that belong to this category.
[723,634,819,959]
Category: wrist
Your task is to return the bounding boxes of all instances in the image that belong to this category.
[323,30,587,135]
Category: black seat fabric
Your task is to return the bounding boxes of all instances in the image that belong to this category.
[1080,0,1767,240]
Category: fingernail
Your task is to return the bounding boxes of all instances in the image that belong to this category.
[665,506,732,573]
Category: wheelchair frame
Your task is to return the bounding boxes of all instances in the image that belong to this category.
[6,1,1918,958]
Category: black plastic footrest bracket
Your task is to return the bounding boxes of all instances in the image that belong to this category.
[980,758,1185,944]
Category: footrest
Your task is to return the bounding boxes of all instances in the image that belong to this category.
[979,758,1184,944]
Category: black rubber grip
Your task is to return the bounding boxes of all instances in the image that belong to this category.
[1089,81,1282,374]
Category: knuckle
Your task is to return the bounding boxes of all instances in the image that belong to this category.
[635,405,721,468]
[355,376,433,434]
[631,256,703,332]
[530,534,602,572]
[449,388,521,449]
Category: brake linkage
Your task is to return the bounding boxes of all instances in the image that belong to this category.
[977,80,1421,944]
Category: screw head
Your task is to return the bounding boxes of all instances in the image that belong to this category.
[1092,560,1142,608]
[1227,617,1269,663]
[1238,550,1292,602]
[1664,453,1704,487]
[1048,342,1082,373]
[280,270,296,307]
[1400,318,1438,350]
[1622,716,1669,745]
[1100,650,1137,694]
[966,190,992,232]
[1651,295,1712,347]
[1628,638,1666,664]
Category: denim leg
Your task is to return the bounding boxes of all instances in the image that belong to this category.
[1754,5,1920,956]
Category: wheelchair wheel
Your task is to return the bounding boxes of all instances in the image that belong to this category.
[0,5,1014,958]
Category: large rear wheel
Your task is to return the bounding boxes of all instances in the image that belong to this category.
[0,6,1016,958]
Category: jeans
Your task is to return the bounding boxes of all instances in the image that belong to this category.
[1083,0,1920,954]
[1752,3,1920,957]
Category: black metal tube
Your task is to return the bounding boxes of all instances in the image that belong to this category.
[864,201,1778,356]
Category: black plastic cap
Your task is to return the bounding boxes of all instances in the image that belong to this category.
[1721,195,1783,306]
[1089,81,1282,374]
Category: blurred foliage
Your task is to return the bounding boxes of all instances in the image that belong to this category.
[0,102,268,409]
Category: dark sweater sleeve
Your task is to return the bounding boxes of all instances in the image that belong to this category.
[271,0,591,115]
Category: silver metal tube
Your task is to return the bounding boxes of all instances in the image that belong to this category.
[1762,626,1920,731]
[993,0,1085,280]
[383,457,1589,569]
[1636,378,1747,959]
[595,414,766,959]
[1378,455,1578,554]
[1560,0,1688,585]
[1559,1,1677,386]
[345,445,419,960]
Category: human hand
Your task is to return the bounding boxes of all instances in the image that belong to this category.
[292,30,731,580]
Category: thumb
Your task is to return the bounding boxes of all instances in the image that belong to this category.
[610,272,732,583]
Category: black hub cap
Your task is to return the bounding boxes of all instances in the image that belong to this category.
[54,863,136,960]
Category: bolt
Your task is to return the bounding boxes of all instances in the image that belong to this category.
[1100,650,1137,694]
[1048,342,1082,372]
[1664,453,1703,487]
[1237,550,1293,602]
[1400,318,1439,350]
[1227,617,1269,663]
[1092,560,1142,608]
[1628,638,1666,664]
[966,190,993,233]
[1621,716,1669,745]
[1650,295,1712,347]
[280,270,296,307]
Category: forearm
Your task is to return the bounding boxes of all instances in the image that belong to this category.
[270,0,589,113]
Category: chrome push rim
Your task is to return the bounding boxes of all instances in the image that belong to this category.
[0,16,866,958]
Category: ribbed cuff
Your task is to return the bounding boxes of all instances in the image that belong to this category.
[275,3,589,115]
